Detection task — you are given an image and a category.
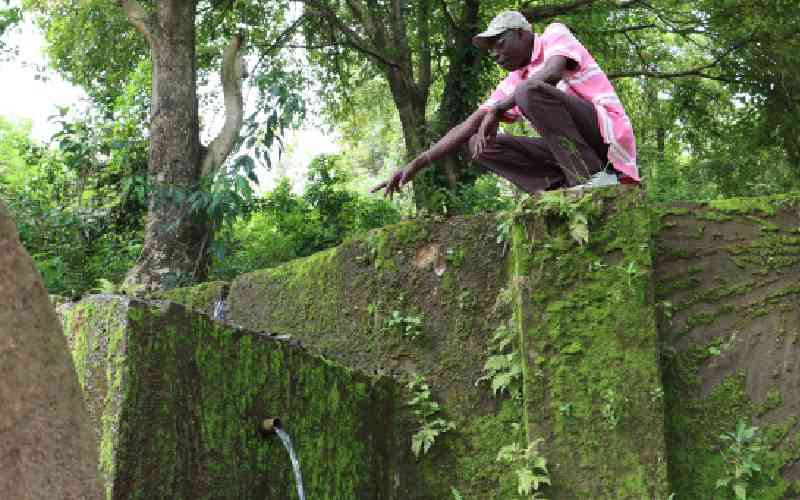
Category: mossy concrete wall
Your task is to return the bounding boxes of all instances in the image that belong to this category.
[61,296,413,500]
[220,188,669,498]
[655,194,800,499]
[147,189,800,498]
[513,188,669,498]
[227,215,523,498]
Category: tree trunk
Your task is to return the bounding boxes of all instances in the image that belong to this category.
[434,0,483,191]
[125,0,205,290]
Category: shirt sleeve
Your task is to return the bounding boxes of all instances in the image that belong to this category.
[541,23,584,70]
[480,74,522,123]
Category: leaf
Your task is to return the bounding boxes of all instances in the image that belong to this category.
[569,212,589,245]
[491,372,513,395]
[516,468,535,495]
[734,482,747,500]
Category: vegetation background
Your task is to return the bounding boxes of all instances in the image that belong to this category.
[0,0,798,297]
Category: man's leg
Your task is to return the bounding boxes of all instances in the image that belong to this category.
[513,82,609,186]
[469,133,566,194]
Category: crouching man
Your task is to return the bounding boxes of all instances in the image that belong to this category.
[373,10,638,198]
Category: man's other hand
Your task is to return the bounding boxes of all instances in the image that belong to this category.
[471,108,499,159]
[370,166,413,199]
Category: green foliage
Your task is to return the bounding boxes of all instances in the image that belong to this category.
[385,310,424,340]
[210,154,401,279]
[600,389,625,429]
[406,374,455,459]
[0,116,143,297]
[477,318,522,397]
[92,278,146,296]
[496,439,551,499]
[716,421,764,500]
[533,191,594,246]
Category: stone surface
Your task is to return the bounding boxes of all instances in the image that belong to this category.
[125,190,800,498]
[655,195,800,499]
[0,200,102,500]
[61,296,413,500]
[226,215,521,498]
[514,188,670,498]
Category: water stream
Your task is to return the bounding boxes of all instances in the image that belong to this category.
[212,299,226,321]
[275,428,306,500]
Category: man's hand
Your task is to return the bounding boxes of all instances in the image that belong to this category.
[471,108,500,160]
[370,164,415,199]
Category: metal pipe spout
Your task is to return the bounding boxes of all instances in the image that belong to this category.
[261,417,282,435]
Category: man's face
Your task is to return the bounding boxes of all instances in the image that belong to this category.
[488,29,530,71]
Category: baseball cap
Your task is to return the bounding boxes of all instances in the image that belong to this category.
[472,11,532,49]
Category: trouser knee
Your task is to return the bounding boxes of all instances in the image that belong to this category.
[513,80,555,110]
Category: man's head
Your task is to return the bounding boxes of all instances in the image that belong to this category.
[473,11,535,71]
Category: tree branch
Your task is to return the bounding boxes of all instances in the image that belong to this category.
[201,33,247,177]
[299,0,399,68]
[119,0,155,45]
[520,0,640,20]
[608,64,730,82]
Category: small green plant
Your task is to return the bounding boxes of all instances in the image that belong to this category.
[601,388,626,429]
[92,278,146,296]
[649,386,665,405]
[406,374,455,458]
[450,486,464,500]
[386,310,424,339]
[624,261,643,289]
[533,190,594,246]
[558,402,574,418]
[458,289,476,310]
[476,320,522,396]
[716,420,764,500]
[497,439,551,498]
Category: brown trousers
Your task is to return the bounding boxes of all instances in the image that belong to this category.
[469,81,609,194]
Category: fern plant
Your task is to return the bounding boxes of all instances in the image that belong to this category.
[497,438,551,498]
[477,320,522,396]
[533,191,594,246]
[406,374,455,458]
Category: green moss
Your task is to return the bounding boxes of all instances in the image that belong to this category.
[698,210,734,222]
[63,298,406,500]
[513,188,670,498]
[708,196,779,216]
[663,349,793,499]
[150,281,229,316]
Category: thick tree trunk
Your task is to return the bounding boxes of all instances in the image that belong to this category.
[125,0,205,291]
[434,0,483,191]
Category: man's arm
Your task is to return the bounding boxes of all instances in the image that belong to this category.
[371,108,490,197]
[492,55,572,114]
[472,55,572,158]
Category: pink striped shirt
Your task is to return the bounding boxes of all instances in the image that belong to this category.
[482,23,639,182]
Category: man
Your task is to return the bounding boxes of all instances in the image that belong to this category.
[373,10,638,198]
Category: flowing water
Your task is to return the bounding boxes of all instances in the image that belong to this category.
[275,428,306,500]
[212,299,226,321]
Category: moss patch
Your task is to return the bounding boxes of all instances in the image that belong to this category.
[514,188,670,498]
[62,297,412,500]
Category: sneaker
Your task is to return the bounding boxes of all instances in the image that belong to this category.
[567,168,619,191]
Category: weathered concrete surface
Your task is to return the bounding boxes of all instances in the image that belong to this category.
[0,200,102,500]
[515,188,669,498]
[217,188,670,498]
[655,195,800,499]
[226,215,521,498]
[61,296,414,500]
[152,189,800,498]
